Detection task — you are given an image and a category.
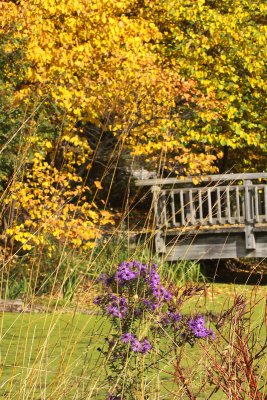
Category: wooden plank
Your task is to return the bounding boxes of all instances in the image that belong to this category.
[163,223,267,235]
[165,184,267,195]
[165,232,267,260]
[135,173,267,186]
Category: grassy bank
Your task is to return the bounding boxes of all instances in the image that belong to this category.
[1,283,266,399]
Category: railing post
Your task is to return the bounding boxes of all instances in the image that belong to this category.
[151,185,166,253]
[244,179,256,249]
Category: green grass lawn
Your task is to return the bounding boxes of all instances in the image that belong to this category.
[0,283,266,399]
[0,312,111,399]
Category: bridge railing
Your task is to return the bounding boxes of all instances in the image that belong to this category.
[136,173,267,252]
[157,183,267,227]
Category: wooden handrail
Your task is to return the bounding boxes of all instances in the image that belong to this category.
[135,172,267,186]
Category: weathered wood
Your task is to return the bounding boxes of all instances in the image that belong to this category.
[170,191,176,226]
[135,173,267,260]
[135,173,267,186]
[189,189,195,224]
[265,186,267,222]
[216,187,222,224]
[180,190,185,226]
[164,223,267,234]
[165,232,267,260]
[244,180,256,249]
[198,189,204,224]
[254,186,259,222]
[235,186,241,223]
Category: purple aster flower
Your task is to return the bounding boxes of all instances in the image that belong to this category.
[169,312,182,322]
[149,270,161,287]
[160,313,171,326]
[141,339,152,354]
[147,268,172,302]
[93,295,101,305]
[120,296,127,306]
[131,339,143,353]
[98,273,114,286]
[150,284,172,303]
[134,261,148,276]
[106,295,128,318]
[160,286,172,302]
[160,311,182,328]
[116,261,139,284]
[121,333,135,344]
[107,305,120,317]
[109,294,119,302]
[188,315,214,339]
[143,299,158,311]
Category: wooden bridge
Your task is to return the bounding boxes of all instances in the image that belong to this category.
[136,173,267,261]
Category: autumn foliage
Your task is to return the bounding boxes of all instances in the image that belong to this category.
[0,0,266,251]
[4,139,113,253]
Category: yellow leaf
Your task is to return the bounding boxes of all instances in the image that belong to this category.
[22,244,32,251]
[94,180,103,190]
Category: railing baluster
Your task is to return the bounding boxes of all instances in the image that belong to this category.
[235,186,241,223]
[226,187,232,223]
[217,187,222,224]
[244,179,256,249]
[198,189,204,224]
[189,189,195,225]
[245,182,252,222]
[159,190,167,226]
[241,187,245,222]
[264,186,267,222]
[254,186,259,222]
[170,190,180,226]
[180,190,185,226]
[207,188,212,224]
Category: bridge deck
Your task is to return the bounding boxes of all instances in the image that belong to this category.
[136,173,267,260]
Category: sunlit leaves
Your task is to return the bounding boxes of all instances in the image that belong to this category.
[0,0,266,179]
[4,141,113,253]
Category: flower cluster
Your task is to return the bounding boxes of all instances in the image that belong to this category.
[160,311,182,329]
[148,265,172,302]
[116,261,144,283]
[158,311,214,344]
[95,261,215,400]
[96,261,172,321]
[100,261,172,297]
[121,333,152,354]
[188,315,215,339]
[94,294,128,319]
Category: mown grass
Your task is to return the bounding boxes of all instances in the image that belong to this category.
[0,312,111,399]
[1,282,266,399]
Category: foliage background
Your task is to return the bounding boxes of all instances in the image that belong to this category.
[0,0,266,255]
